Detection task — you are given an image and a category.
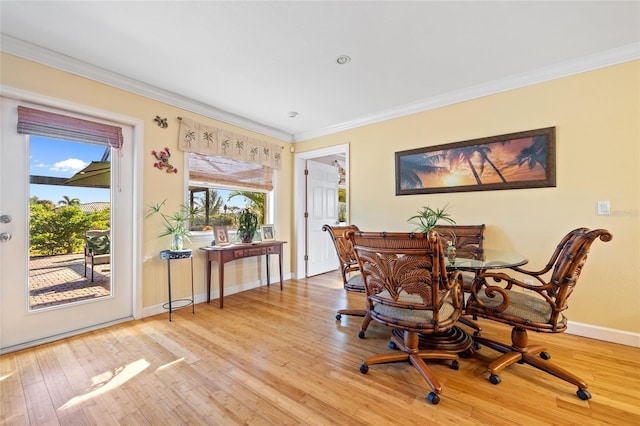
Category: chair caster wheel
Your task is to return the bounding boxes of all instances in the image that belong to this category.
[360,364,369,374]
[427,392,440,405]
[335,313,342,321]
[473,330,481,337]
[358,330,365,339]
[451,360,459,370]
[489,374,501,385]
[388,341,398,350]
[577,389,592,400]
[473,342,481,350]
[540,351,551,360]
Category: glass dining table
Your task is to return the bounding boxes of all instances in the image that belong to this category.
[448,248,528,271]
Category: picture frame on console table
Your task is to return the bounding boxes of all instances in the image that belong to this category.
[261,224,275,241]
[213,226,231,246]
[395,127,556,195]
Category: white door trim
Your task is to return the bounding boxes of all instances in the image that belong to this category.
[0,85,144,350]
[293,143,349,279]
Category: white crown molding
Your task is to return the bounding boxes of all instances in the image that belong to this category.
[0,34,293,142]
[3,34,638,144]
[293,42,640,142]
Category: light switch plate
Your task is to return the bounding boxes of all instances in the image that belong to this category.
[597,201,610,216]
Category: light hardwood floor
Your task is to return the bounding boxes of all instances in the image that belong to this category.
[2,272,639,425]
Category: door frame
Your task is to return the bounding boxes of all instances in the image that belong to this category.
[293,143,349,279]
[0,85,144,352]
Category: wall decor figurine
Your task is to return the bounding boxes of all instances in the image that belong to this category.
[154,115,168,128]
[151,147,178,173]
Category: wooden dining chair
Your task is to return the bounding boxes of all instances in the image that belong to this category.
[348,230,464,404]
[434,224,485,332]
[465,227,612,400]
[322,224,368,327]
[434,224,485,287]
[434,224,485,259]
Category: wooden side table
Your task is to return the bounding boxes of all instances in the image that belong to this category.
[160,249,195,321]
[200,241,286,308]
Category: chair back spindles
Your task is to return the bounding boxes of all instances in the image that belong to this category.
[348,230,463,335]
[322,224,368,324]
[345,230,464,404]
[434,224,485,260]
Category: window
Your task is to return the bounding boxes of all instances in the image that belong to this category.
[16,105,122,309]
[187,153,270,241]
[177,116,281,241]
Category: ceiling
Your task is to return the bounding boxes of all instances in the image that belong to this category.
[1,1,639,143]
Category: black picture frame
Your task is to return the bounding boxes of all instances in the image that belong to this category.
[395,127,556,195]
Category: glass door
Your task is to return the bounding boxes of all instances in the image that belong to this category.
[0,96,134,353]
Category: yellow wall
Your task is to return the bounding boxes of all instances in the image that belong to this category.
[296,61,640,334]
[1,53,294,309]
[2,52,638,335]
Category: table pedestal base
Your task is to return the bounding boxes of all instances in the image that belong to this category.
[392,326,474,357]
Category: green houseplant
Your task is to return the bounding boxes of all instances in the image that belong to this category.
[237,208,259,243]
[146,199,194,250]
[407,204,456,233]
[408,204,457,263]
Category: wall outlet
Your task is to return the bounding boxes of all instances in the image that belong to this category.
[597,200,610,216]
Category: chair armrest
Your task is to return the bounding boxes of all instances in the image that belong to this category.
[468,269,556,313]
[508,265,551,285]
[474,270,553,293]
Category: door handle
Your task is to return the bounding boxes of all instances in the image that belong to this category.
[0,232,11,242]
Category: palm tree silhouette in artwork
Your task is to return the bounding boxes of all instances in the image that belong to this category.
[516,136,547,172]
[399,152,446,189]
[448,145,507,184]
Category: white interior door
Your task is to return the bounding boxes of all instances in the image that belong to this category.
[306,159,339,276]
[0,96,135,353]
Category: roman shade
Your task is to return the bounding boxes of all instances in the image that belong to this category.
[188,153,273,192]
[17,106,123,148]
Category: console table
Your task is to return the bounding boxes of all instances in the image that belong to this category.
[200,240,286,308]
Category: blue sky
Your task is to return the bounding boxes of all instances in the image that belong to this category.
[30,136,110,204]
[29,136,247,207]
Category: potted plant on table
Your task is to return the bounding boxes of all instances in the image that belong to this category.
[146,199,194,251]
[237,208,259,244]
[407,204,457,263]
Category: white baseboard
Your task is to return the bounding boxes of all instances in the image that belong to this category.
[567,321,640,348]
[143,272,292,318]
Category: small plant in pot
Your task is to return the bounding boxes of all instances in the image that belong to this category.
[407,204,455,233]
[237,208,259,243]
[407,204,457,263]
[146,199,194,251]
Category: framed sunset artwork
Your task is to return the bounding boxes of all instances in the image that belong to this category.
[395,127,556,195]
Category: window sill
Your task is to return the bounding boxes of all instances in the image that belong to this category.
[189,231,214,246]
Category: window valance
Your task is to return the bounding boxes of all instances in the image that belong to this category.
[178,117,283,170]
[17,106,123,148]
